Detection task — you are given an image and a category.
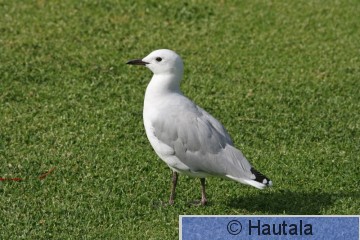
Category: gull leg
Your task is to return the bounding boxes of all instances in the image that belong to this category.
[169,171,178,205]
[200,178,207,206]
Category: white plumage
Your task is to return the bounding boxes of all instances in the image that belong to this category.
[127,49,272,205]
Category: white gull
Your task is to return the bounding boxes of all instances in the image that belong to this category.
[127,49,272,205]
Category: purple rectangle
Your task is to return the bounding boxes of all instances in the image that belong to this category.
[180,216,359,240]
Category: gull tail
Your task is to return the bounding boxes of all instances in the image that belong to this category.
[226,167,272,190]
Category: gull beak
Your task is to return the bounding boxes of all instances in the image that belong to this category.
[126,59,149,66]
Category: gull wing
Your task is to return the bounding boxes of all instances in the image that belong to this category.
[151,96,255,181]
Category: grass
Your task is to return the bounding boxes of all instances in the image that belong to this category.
[0,0,359,238]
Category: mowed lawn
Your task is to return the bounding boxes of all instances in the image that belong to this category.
[0,1,359,239]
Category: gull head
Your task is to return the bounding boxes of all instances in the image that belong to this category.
[127,49,184,78]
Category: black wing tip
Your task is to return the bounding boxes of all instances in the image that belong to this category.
[250,167,272,186]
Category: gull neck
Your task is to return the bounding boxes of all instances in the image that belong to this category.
[145,73,182,97]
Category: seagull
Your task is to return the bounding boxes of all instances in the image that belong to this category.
[127,49,272,205]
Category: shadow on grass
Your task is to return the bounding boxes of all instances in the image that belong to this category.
[226,190,360,214]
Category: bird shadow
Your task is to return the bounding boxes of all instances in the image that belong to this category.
[225,189,360,214]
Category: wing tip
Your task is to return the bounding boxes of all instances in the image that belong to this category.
[250,167,272,188]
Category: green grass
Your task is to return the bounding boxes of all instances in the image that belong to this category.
[1,0,359,238]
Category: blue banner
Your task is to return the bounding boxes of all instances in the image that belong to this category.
[180,216,359,240]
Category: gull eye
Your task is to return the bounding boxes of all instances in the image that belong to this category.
[155,57,162,62]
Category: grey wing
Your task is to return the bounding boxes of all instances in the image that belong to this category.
[153,101,253,179]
